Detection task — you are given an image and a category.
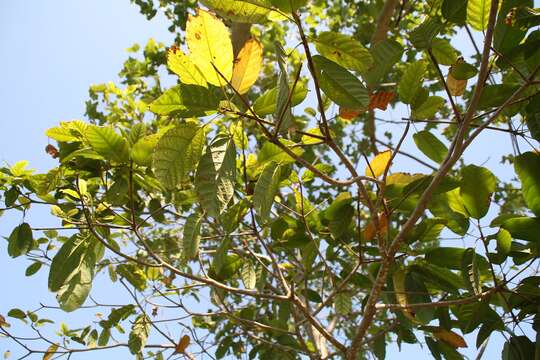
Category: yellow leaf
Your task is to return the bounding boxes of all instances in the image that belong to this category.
[231,38,263,94]
[392,270,416,322]
[43,344,58,360]
[186,9,234,87]
[432,328,467,348]
[447,72,467,96]
[365,150,392,178]
[175,335,190,354]
[167,46,208,88]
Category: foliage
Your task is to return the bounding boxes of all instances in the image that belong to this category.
[1,0,540,359]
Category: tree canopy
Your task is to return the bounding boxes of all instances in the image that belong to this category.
[2,0,540,359]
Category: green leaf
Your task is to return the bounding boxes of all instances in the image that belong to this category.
[467,0,493,31]
[429,190,470,236]
[502,336,535,360]
[450,61,479,80]
[525,94,540,142]
[48,235,92,292]
[7,308,26,320]
[253,162,281,223]
[335,293,352,315]
[442,0,468,24]
[398,61,427,104]
[274,42,293,133]
[312,55,369,108]
[314,31,373,73]
[152,124,205,190]
[240,260,257,289]
[501,216,540,242]
[461,248,482,295]
[478,84,520,110]
[200,0,275,24]
[182,213,202,260]
[25,262,42,276]
[256,141,303,168]
[412,96,445,119]
[86,126,129,164]
[252,82,308,116]
[460,165,496,219]
[128,314,150,355]
[56,266,93,312]
[271,0,307,13]
[409,18,443,49]
[493,0,532,55]
[405,270,434,324]
[195,137,236,217]
[364,39,403,85]
[149,84,220,116]
[514,152,540,216]
[431,38,459,65]
[7,223,33,258]
[413,130,448,163]
[131,134,159,167]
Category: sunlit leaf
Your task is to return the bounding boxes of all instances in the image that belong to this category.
[253,162,281,222]
[167,46,207,87]
[186,9,234,86]
[231,38,263,94]
[467,0,492,31]
[365,150,392,178]
[315,31,373,73]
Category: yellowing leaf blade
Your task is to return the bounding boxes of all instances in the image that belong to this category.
[231,38,263,94]
[175,335,190,353]
[43,344,58,360]
[186,9,234,86]
[365,150,392,178]
[167,47,208,87]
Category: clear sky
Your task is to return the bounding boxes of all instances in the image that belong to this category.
[0,1,535,359]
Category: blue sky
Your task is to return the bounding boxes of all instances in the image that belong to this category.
[0,1,536,359]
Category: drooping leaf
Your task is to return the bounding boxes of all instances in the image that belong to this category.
[186,9,234,86]
[467,0,493,31]
[314,31,373,73]
[231,38,263,94]
[7,223,33,258]
[182,213,202,260]
[312,55,369,109]
[365,150,392,178]
[86,126,129,163]
[128,314,150,355]
[335,292,352,315]
[149,84,220,116]
[461,248,482,295]
[43,344,59,360]
[195,136,236,217]
[413,130,448,163]
[253,162,281,222]
[460,165,496,219]
[274,42,293,132]
[450,60,478,80]
[175,335,190,354]
[48,235,91,292]
[430,328,467,348]
[56,266,93,312]
[240,260,257,289]
[152,124,205,190]
[514,152,540,216]
[493,0,532,55]
[167,46,207,87]
[398,61,427,104]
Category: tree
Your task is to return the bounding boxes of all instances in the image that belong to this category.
[1,0,540,358]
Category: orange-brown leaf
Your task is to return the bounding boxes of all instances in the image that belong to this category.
[175,335,190,354]
[369,91,395,110]
[447,73,467,96]
[363,213,388,241]
[339,107,362,120]
[432,328,467,348]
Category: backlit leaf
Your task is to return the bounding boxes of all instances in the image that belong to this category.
[254,162,281,222]
[231,38,263,94]
[513,152,540,216]
[460,165,496,219]
[149,84,219,116]
[398,61,427,104]
[86,126,129,163]
[467,0,493,31]
[186,9,234,86]
[167,46,207,87]
[315,31,373,73]
[365,150,392,178]
[413,130,448,163]
[183,213,202,260]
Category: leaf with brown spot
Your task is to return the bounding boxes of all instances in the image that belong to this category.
[45,144,59,159]
[186,9,233,86]
[175,335,190,354]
